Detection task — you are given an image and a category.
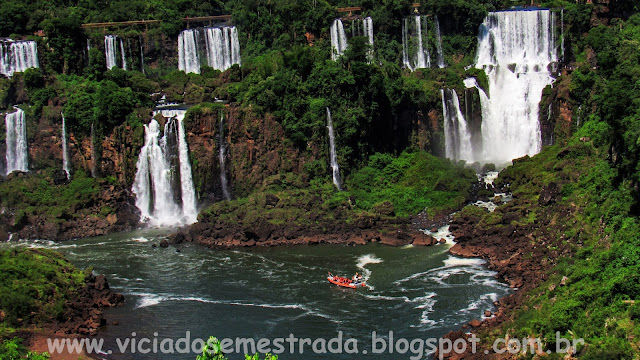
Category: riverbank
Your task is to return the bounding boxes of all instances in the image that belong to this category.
[0,248,124,357]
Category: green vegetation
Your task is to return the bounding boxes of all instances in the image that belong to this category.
[0,248,86,333]
[201,150,475,226]
[196,337,277,360]
[0,170,100,226]
[0,338,49,359]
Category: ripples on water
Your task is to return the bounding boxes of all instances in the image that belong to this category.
[1,228,510,359]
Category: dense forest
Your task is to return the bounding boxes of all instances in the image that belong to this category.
[1,0,640,358]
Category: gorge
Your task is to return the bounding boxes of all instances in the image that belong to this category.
[1,1,638,359]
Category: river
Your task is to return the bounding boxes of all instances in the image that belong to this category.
[3,227,510,359]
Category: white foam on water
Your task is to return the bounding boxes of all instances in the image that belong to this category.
[424,225,455,245]
[355,254,383,287]
[474,200,498,212]
[443,256,486,267]
[132,237,150,243]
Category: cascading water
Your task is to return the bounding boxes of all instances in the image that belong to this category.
[4,108,28,175]
[204,26,242,71]
[104,35,118,70]
[363,17,374,60]
[474,9,559,165]
[434,16,445,68]
[119,38,127,71]
[61,113,71,179]
[178,29,200,74]
[0,40,39,78]
[402,15,431,71]
[132,109,198,226]
[326,108,342,191]
[330,19,348,61]
[218,111,232,201]
[138,35,146,73]
[441,89,473,163]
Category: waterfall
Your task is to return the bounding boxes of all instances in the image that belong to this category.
[105,35,117,70]
[363,17,374,60]
[330,19,348,60]
[0,40,39,78]
[178,29,200,74]
[218,111,232,201]
[434,16,445,68]
[61,113,71,179]
[441,89,473,163]
[474,9,558,165]
[326,108,342,191]
[119,38,127,71]
[139,35,146,73]
[204,26,242,71]
[4,108,28,175]
[402,15,431,71]
[132,110,197,226]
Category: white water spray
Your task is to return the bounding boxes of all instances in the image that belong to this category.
[4,108,28,175]
[326,108,342,191]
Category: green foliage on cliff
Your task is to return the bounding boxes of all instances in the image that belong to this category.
[347,151,476,216]
[0,248,86,331]
[0,338,49,359]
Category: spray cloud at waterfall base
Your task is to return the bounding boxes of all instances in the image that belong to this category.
[132,109,198,226]
[443,9,561,166]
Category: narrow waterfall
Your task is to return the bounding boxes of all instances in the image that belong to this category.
[402,15,431,71]
[330,19,348,60]
[218,111,232,201]
[0,40,39,78]
[441,89,473,163]
[133,110,197,226]
[139,35,146,73]
[4,108,28,175]
[474,10,558,165]
[119,38,127,71]
[434,16,445,68]
[204,26,242,71]
[363,17,374,60]
[61,113,71,179]
[326,108,342,191]
[178,29,200,74]
[104,35,117,70]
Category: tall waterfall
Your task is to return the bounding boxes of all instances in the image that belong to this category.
[218,111,232,201]
[0,40,39,78]
[132,110,198,226]
[434,16,445,68]
[178,29,200,74]
[326,108,342,191]
[402,15,431,71]
[105,35,117,70]
[441,89,473,162]
[119,38,127,71]
[139,35,146,73]
[474,10,559,165]
[204,26,242,71]
[330,19,348,60]
[61,113,71,179]
[4,108,28,175]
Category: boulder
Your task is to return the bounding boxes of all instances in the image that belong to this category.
[412,233,437,246]
[159,239,169,248]
[469,319,482,327]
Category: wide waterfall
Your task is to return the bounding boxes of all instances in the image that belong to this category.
[402,15,431,71]
[132,110,197,226]
[4,108,28,175]
[178,29,200,74]
[179,27,242,74]
[331,17,374,61]
[326,108,342,191]
[434,16,445,68]
[330,19,348,60]
[61,114,71,179]
[0,40,39,78]
[218,111,232,201]
[441,89,473,163]
[204,26,242,71]
[474,9,559,165]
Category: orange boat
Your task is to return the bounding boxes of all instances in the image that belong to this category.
[327,272,366,289]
